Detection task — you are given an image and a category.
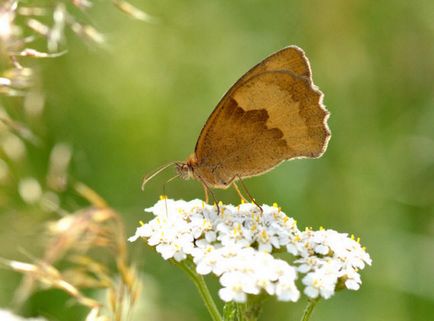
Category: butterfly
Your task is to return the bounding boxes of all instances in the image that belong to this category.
[143,46,330,204]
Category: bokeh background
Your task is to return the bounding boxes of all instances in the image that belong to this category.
[1,0,433,320]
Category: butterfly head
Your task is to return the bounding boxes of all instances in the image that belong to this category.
[175,162,192,180]
[176,154,198,181]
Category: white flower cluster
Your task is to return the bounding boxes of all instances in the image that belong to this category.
[129,199,372,303]
[291,228,372,299]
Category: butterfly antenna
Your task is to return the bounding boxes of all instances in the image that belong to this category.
[141,161,179,191]
[160,174,181,215]
[162,174,180,197]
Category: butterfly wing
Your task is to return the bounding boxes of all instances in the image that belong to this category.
[193,47,330,188]
[195,46,312,148]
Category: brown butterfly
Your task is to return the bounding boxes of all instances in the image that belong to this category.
[143,46,330,204]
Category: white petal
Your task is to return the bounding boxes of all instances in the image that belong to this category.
[286,243,298,255]
[233,291,247,303]
[276,282,300,302]
[258,243,272,253]
[314,244,329,255]
[173,251,187,262]
[345,279,360,290]
[205,231,217,242]
[156,244,176,260]
[128,235,140,242]
[320,287,335,299]
[304,286,319,298]
[298,264,311,273]
[218,287,234,302]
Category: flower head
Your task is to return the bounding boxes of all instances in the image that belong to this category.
[129,199,372,302]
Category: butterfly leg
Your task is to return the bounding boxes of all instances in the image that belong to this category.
[232,182,248,203]
[201,181,209,204]
[198,177,221,214]
[236,175,263,213]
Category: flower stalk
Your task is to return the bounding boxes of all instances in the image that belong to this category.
[223,302,237,321]
[174,259,223,321]
[237,295,266,321]
[223,297,265,321]
[300,299,319,321]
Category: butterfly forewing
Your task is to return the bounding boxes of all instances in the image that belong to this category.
[192,46,330,188]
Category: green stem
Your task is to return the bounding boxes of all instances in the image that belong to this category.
[223,302,237,321]
[175,260,223,321]
[300,299,319,321]
[239,295,266,321]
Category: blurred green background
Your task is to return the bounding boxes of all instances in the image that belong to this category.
[1,0,433,320]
